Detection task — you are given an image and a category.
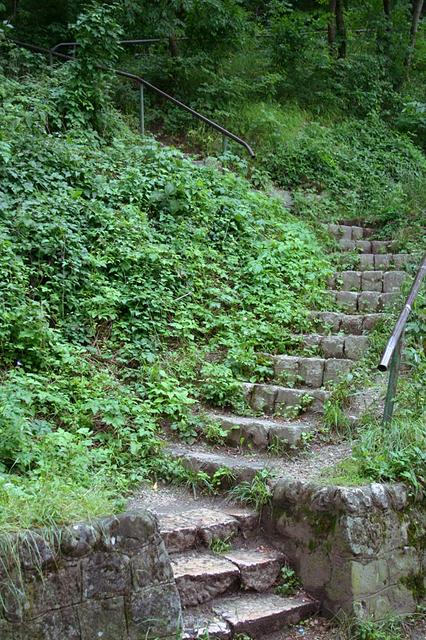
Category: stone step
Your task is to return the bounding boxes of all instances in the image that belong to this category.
[332,289,399,313]
[326,223,375,240]
[206,413,315,451]
[311,311,382,335]
[243,383,329,416]
[159,508,257,554]
[329,270,407,293]
[172,553,240,607]
[268,354,353,388]
[212,593,319,637]
[183,593,318,639]
[337,238,394,254]
[336,252,414,270]
[165,444,270,484]
[165,441,351,486]
[172,549,285,606]
[291,333,369,360]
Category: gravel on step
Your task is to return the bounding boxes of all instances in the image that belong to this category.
[163,440,351,484]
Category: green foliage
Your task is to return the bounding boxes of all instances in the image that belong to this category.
[209,536,232,554]
[346,617,405,640]
[0,45,336,529]
[58,2,124,130]
[228,469,274,512]
[275,565,300,597]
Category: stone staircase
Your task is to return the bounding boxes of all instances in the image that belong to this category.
[155,504,318,638]
[155,222,416,638]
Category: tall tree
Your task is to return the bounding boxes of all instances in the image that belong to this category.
[335,0,346,58]
[381,0,392,57]
[383,0,391,18]
[327,0,336,50]
[406,0,424,67]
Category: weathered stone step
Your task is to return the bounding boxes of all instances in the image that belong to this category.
[332,289,398,313]
[243,383,329,416]
[172,549,285,606]
[329,270,407,293]
[337,238,394,253]
[206,413,315,451]
[183,593,318,639]
[212,593,318,637]
[326,223,375,240]
[268,354,353,388]
[165,444,269,484]
[336,252,414,270]
[159,508,257,554]
[311,311,382,335]
[291,333,369,360]
[172,553,240,606]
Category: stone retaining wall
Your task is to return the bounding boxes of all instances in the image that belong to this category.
[268,480,425,618]
[0,511,182,640]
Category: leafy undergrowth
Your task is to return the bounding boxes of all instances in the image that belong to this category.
[0,51,332,531]
[321,301,426,494]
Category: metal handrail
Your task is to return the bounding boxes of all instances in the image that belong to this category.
[378,253,426,423]
[51,39,167,54]
[12,39,255,158]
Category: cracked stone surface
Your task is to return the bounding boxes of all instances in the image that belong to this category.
[171,553,240,606]
[212,593,318,636]
[224,549,285,591]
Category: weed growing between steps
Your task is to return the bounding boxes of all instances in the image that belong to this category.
[228,470,274,514]
[275,566,301,597]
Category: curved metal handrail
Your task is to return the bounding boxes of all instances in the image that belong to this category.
[378,252,426,422]
[12,39,255,158]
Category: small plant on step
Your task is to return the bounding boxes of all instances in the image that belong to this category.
[201,417,230,446]
[277,394,313,420]
[210,466,236,493]
[209,536,233,554]
[267,435,290,456]
[275,565,301,597]
[228,469,274,513]
[181,469,214,499]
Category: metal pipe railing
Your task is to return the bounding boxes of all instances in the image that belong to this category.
[51,38,167,54]
[378,253,426,423]
[12,39,255,158]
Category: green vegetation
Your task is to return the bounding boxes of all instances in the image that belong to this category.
[342,615,421,640]
[209,536,233,554]
[0,0,425,533]
[321,294,426,494]
[0,50,330,530]
[275,565,301,597]
[228,469,274,512]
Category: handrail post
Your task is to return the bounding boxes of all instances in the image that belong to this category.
[382,333,403,424]
[139,84,145,136]
[222,135,228,155]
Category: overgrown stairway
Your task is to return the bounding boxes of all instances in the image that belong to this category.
[153,222,416,638]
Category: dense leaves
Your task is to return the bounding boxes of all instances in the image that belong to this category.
[0,50,331,529]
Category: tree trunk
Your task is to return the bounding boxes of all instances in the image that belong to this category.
[335,0,347,58]
[383,0,391,17]
[168,35,179,57]
[406,0,424,67]
[328,0,337,50]
[380,0,392,56]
